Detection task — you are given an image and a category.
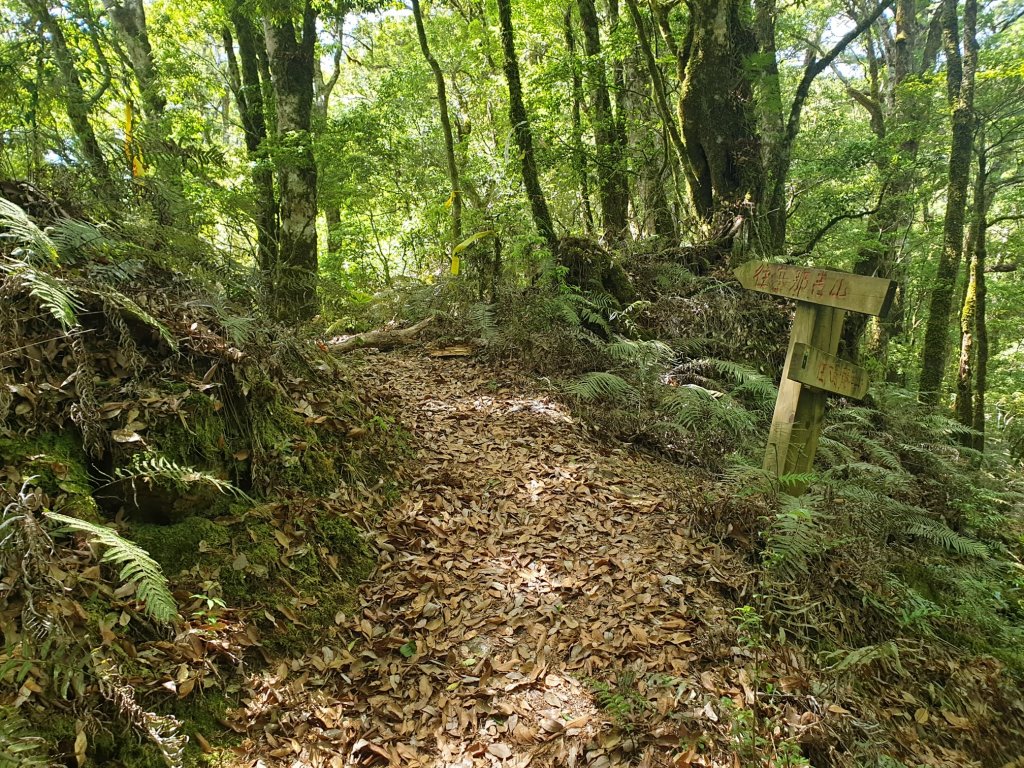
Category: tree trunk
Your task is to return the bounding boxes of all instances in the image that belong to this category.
[411,0,462,256]
[224,10,278,275]
[576,0,628,241]
[24,0,108,178]
[564,7,595,236]
[101,0,165,119]
[495,0,558,255]
[678,0,762,244]
[956,144,987,445]
[842,0,924,363]
[263,0,319,321]
[972,214,988,451]
[918,0,978,405]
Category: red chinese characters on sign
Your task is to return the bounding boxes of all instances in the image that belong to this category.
[814,360,861,394]
[750,264,850,302]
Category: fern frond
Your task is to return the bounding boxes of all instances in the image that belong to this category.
[466,302,497,341]
[0,706,51,767]
[0,197,59,262]
[113,454,250,501]
[0,258,81,328]
[44,512,178,624]
[604,336,672,369]
[899,514,989,558]
[564,371,635,402]
[90,287,179,351]
[662,385,755,437]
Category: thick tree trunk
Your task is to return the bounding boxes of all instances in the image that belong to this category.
[264,1,319,321]
[411,0,462,255]
[576,0,628,241]
[224,12,278,275]
[918,0,978,405]
[678,0,762,244]
[24,0,108,178]
[495,0,558,255]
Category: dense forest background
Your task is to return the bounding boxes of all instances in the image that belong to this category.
[2,0,1024,766]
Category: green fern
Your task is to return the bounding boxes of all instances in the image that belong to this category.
[0,258,81,328]
[90,287,179,351]
[44,513,178,624]
[0,197,59,262]
[564,371,635,401]
[113,454,250,501]
[0,706,51,768]
[604,336,673,370]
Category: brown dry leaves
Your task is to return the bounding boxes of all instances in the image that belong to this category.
[229,352,765,768]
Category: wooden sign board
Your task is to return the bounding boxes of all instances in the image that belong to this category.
[788,342,869,400]
[734,262,895,495]
[734,262,896,318]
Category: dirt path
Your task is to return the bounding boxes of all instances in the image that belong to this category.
[233,351,748,768]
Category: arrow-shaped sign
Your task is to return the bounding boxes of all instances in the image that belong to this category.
[734,262,896,318]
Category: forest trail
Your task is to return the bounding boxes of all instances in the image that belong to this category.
[233,350,750,768]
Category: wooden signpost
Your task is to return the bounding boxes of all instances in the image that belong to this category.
[734,262,896,495]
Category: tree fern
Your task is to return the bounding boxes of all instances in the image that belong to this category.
[44,513,178,624]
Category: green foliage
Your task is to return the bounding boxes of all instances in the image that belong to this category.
[0,706,51,768]
[111,453,250,502]
[44,512,178,625]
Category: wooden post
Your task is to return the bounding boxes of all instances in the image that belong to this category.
[735,262,895,495]
[764,304,844,491]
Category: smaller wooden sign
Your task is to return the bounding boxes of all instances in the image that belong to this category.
[788,342,869,400]
[734,262,896,318]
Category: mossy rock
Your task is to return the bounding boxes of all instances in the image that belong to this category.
[129,504,372,656]
[0,432,102,521]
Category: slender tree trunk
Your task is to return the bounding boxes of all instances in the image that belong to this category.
[842,0,923,363]
[224,11,278,275]
[625,0,687,181]
[564,7,595,235]
[264,1,319,320]
[972,218,988,451]
[101,0,165,119]
[495,0,558,255]
[576,0,628,241]
[954,140,987,448]
[956,144,987,442]
[918,0,978,405]
[23,0,108,178]
[411,0,462,255]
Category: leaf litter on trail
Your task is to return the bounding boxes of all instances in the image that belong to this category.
[227,351,810,767]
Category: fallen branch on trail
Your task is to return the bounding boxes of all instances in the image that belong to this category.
[327,316,434,354]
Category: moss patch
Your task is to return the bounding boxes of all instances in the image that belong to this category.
[0,432,101,521]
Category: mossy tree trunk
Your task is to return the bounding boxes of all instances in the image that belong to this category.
[495,0,558,256]
[919,0,978,405]
[564,7,596,236]
[411,0,462,256]
[263,0,319,321]
[224,9,279,276]
[23,0,109,179]
[956,142,988,446]
[100,0,165,120]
